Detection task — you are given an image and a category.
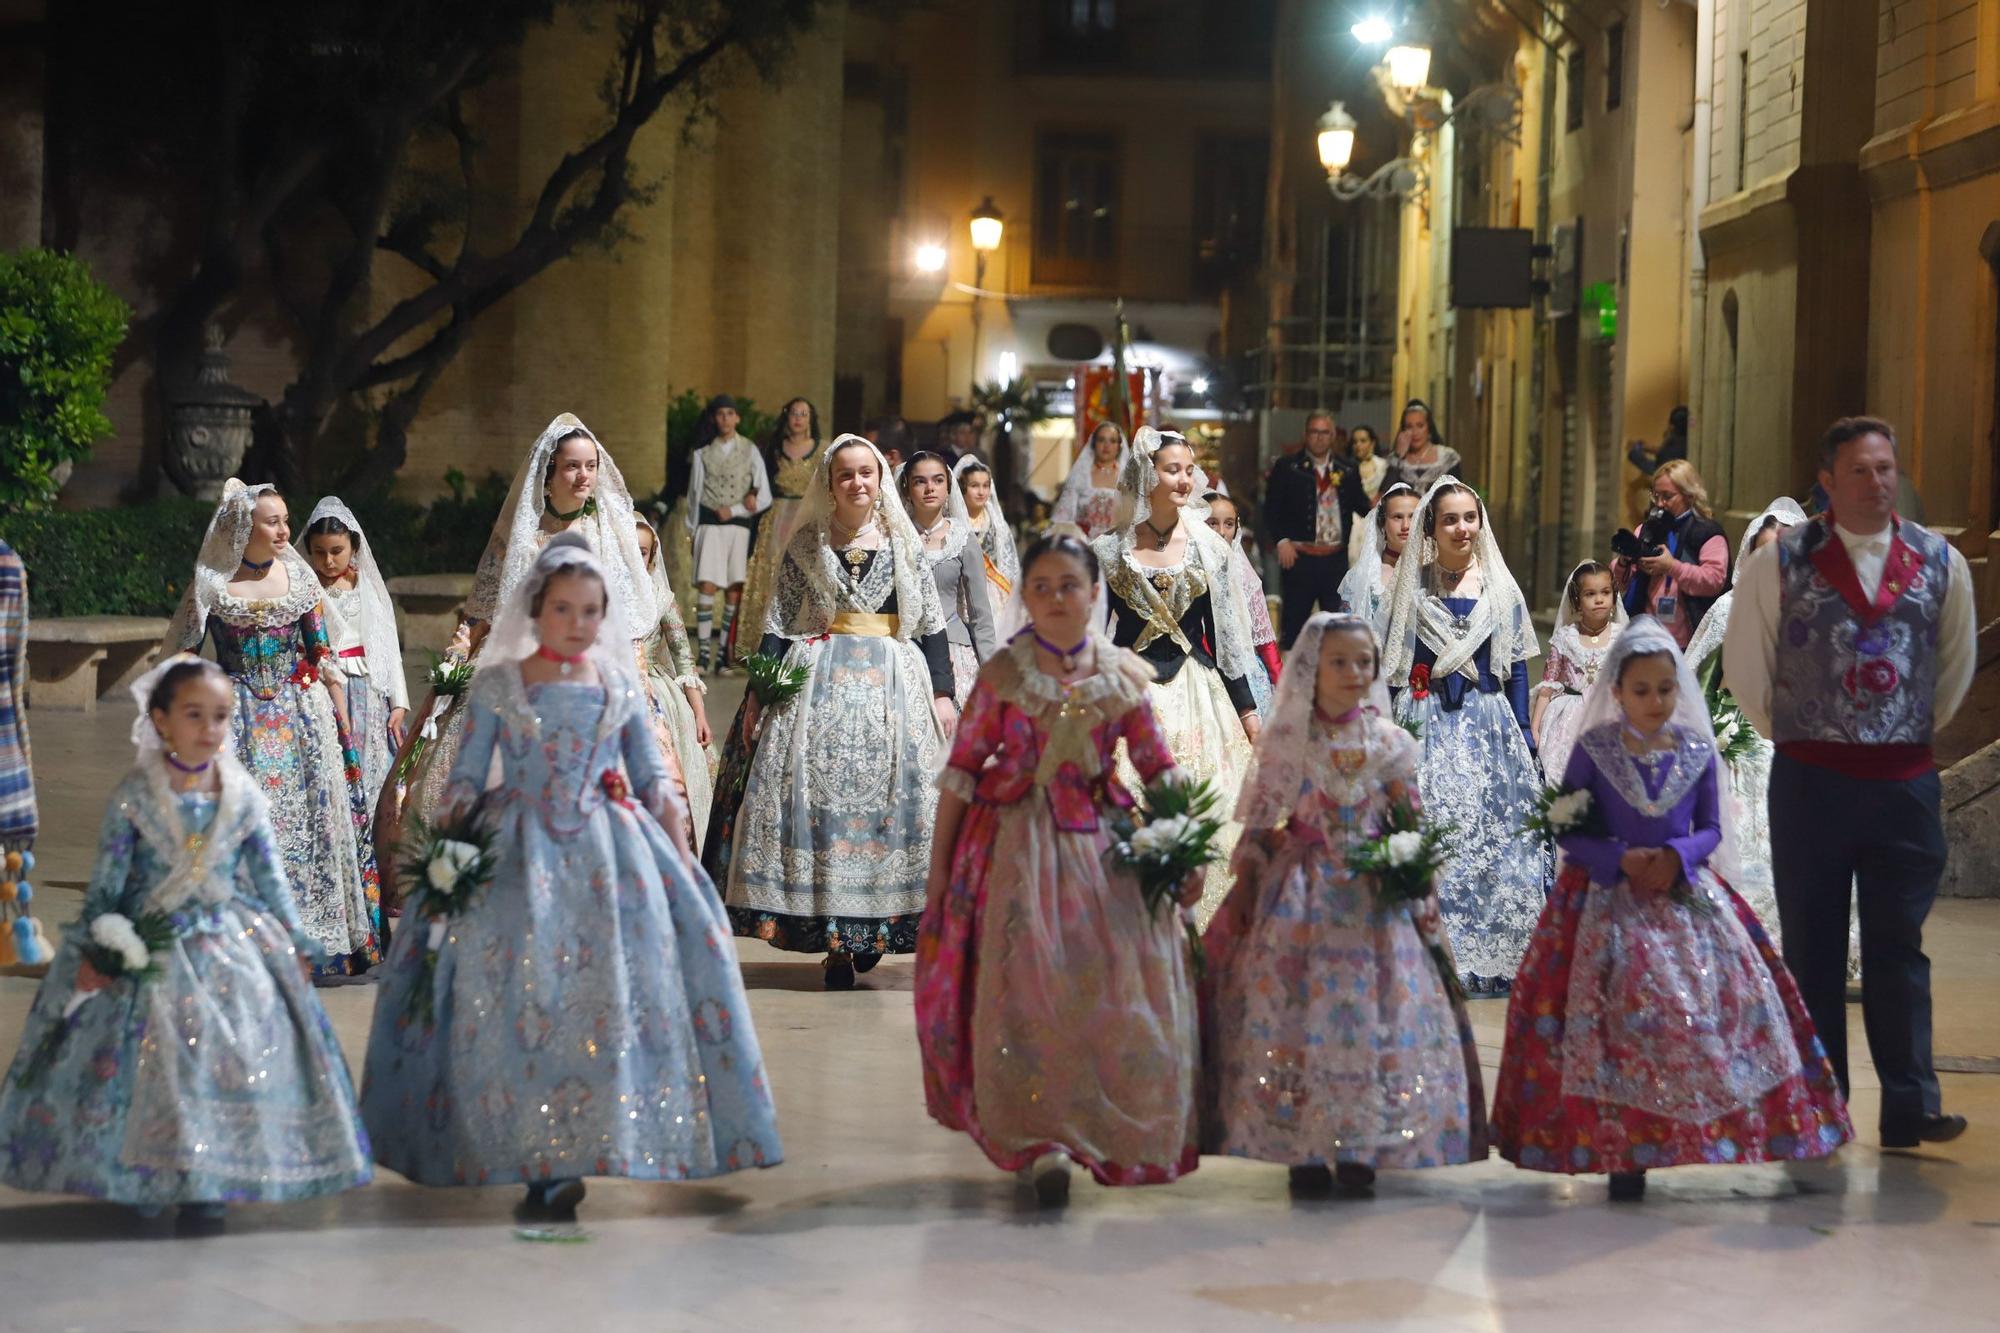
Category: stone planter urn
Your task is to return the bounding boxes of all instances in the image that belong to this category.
[164,325,262,500]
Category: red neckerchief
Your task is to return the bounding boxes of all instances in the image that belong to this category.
[1805,510,1922,626]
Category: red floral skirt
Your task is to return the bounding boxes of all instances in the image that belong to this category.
[1490,862,1852,1174]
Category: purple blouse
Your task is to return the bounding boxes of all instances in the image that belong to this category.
[1557,721,1721,887]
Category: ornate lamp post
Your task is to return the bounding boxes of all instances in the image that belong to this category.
[967,196,1005,393]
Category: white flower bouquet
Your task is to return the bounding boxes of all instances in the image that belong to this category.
[395,794,500,1030]
[394,654,481,787]
[1346,798,1463,1000]
[1103,776,1227,976]
[1521,784,1608,846]
[15,911,175,1088]
[1709,690,1758,765]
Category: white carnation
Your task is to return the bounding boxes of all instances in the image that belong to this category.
[1547,790,1592,830]
[88,913,149,972]
[426,839,482,895]
[1131,815,1192,858]
[1385,830,1427,867]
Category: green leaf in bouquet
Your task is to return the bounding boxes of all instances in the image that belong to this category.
[742,651,810,708]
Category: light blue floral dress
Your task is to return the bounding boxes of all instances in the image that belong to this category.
[0,763,372,1206]
[359,668,782,1187]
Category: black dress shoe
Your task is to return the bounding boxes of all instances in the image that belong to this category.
[1288,1164,1333,1195]
[853,953,881,974]
[1334,1162,1377,1195]
[823,956,856,990]
[1608,1170,1647,1201]
[1882,1114,1968,1149]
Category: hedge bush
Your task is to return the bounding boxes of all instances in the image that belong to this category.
[0,470,510,618]
[0,250,131,515]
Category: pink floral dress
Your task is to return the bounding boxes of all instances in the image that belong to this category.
[914,639,1197,1185]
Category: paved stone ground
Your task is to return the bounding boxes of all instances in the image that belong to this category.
[3,688,1999,1332]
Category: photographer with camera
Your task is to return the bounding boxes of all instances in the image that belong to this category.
[1610,459,1729,651]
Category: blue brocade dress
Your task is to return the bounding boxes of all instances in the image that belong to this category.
[1392,594,1550,990]
[359,671,782,1187]
[0,771,372,1206]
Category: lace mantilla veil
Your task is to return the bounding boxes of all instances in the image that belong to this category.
[1053,426,1129,527]
[765,434,945,643]
[1552,559,1632,638]
[1336,480,1418,613]
[164,479,314,651]
[1571,614,1740,887]
[474,532,646,745]
[635,514,702,694]
[465,413,656,635]
[1379,475,1538,688]
[1686,496,1808,673]
[954,453,1021,581]
[1234,612,1397,831]
[296,496,404,676]
[1096,427,1258,687]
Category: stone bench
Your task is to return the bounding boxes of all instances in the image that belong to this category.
[26,616,170,712]
[388,573,474,656]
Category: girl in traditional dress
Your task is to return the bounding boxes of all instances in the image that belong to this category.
[955,456,1021,636]
[1051,421,1128,539]
[686,395,772,673]
[1490,616,1852,1200]
[301,498,409,809]
[1380,478,1547,993]
[360,535,781,1218]
[903,451,999,706]
[636,515,714,850]
[0,656,371,1219]
[724,435,955,990]
[1336,481,1419,639]
[916,535,1200,1205]
[1092,428,1261,926]
[736,396,823,667]
[382,414,671,840]
[1531,561,1625,785]
[1201,491,1281,713]
[1205,614,1485,1195]
[165,481,380,978]
[1385,399,1462,493]
[1686,497,1856,971]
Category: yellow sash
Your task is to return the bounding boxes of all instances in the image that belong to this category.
[828,611,900,637]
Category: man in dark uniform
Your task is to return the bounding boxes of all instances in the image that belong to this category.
[1261,411,1370,648]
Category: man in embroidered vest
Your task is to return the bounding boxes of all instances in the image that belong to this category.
[1724,416,1977,1148]
[1263,409,1371,648]
[685,394,772,674]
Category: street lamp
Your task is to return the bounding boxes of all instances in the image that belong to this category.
[1318,100,1427,202]
[1385,43,1433,95]
[1317,102,1358,174]
[967,197,1005,395]
[913,242,947,274]
[1351,15,1393,43]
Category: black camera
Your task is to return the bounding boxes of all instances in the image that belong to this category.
[1611,507,1674,561]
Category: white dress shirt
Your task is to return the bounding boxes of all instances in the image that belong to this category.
[1723,520,1977,739]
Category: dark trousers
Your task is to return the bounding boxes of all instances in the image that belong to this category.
[1278,550,1349,648]
[1768,753,1947,1136]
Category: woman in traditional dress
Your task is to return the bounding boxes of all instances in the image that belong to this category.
[735,396,823,668]
[1350,423,1389,505]
[165,481,380,978]
[1531,560,1626,785]
[1205,614,1485,1195]
[301,498,408,809]
[361,535,782,1217]
[636,515,715,850]
[903,451,999,707]
[1380,477,1547,993]
[955,455,1021,637]
[1336,481,1419,639]
[1051,421,1128,540]
[1201,491,1280,713]
[0,656,372,1220]
[917,534,1200,1204]
[1385,400,1463,494]
[380,413,672,842]
[725,435,955,990]
[1091,427,1261,926]
[1490,617,1852,1200]
[1686,496,1856,971]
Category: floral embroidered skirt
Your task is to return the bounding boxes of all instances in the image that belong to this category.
[1490,862,1853,1174]
[360,797,783,1186]
[644,667,714,854]
[1203,840,1485,1170]
[0,907,372,1205]
[724,634,936,955]
[1118,662,1253,929]
[915,797,1199,1185]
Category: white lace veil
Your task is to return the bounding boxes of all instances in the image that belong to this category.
[768,434,944,642]
[632,514,676,630]
[1114,426,1211,534]
[1054,424,1129,524]
[1336,480,1418,615]
[296,496,404,671]
[1552,559,1630,637]
[896,454,974,565]
[164,479,300,651]
[1730,496,1808,585]
[1570,614,1739,887]
[1379,476,1538,687]
[464,413,656,635]
[954,453,1021,584]
[1688,496,1808,673]
[1235,612,1397,830]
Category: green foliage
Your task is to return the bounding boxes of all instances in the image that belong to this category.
[665,388,777,456]
[0,250,131,514]
[0,470,510,618]
[971,377,1052,430]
